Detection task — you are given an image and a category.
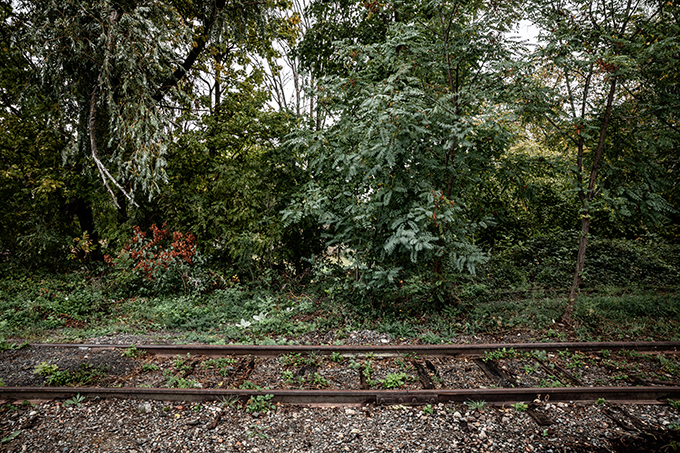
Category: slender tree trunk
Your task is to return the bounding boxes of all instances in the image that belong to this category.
[562,76,618,324]
[564,215,589,323]
[209,53,223,159]
[214,74,221,115]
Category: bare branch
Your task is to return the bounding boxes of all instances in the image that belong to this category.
[89,87,139,209]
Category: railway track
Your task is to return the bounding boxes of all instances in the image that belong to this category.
[2,341,680,407]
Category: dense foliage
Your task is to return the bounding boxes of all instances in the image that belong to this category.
[285,0,521,290]
[0,0,678,321]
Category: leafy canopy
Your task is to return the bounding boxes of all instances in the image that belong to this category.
[285,0,523,287]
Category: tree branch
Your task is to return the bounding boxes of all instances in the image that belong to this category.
[89,87,139,209]
[152,0,227,101]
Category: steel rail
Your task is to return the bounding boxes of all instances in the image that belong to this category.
[27,341,680,357]
[1,386,679,406]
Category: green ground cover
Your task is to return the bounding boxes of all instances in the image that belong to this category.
[1,237,678,344]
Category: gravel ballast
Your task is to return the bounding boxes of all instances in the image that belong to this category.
[1,397,679,452]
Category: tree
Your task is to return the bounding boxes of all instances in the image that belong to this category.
[15,0,279,208]
[284,0,522,291]
[253,0,309,116]
[628,2,680,240]
[291,0,398,128]
[132,1,325,278]
[149,81,324,279]
[0,1,94,266]
[522,0,676,323]
[0,0,296,267]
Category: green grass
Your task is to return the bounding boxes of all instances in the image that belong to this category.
[573,294,680,341]
[0,267,678,344]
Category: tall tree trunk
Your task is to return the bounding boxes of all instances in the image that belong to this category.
[562,76,618,324]
[209,53,223,159]
[68,194,103,261]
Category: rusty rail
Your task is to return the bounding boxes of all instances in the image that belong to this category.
[1,386,679,406]
[27,341,680,357]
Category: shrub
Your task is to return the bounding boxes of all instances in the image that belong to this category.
[105,224,206,295]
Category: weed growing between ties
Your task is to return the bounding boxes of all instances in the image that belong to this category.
[33,362,106,386]
[245,394,275,414]
[464,400,487,411]
[381,372,414,389]
[121,345,145,358]
[64,394,86,407]
[202,358,237,377]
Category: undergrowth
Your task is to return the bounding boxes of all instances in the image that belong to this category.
[0,234,678,343]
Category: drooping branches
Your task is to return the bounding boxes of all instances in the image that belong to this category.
[19,0,278,208]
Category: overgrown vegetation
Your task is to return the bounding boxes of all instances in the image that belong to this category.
[0,0,678,343]
[0,249,678,343]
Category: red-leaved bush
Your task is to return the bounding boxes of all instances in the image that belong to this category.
[106,224,203,294]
